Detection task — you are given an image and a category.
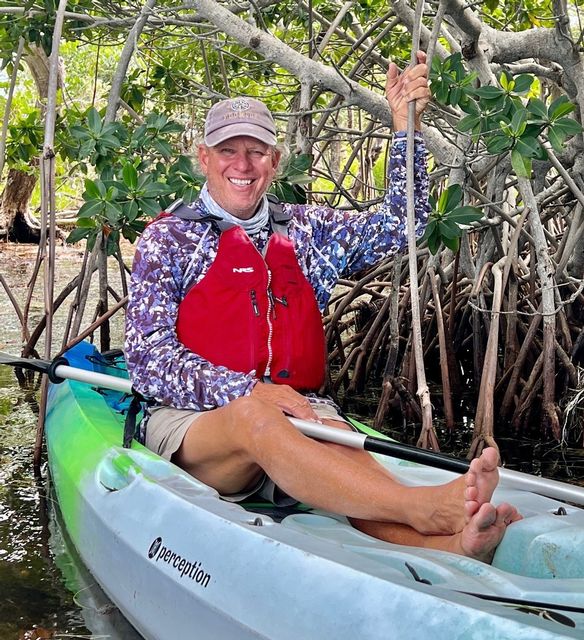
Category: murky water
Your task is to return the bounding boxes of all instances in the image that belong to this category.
[0,242,140,639]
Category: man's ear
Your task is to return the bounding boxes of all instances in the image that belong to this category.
[198,144,209,174]
[272,149,282,171]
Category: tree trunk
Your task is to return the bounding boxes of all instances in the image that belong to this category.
[1,168,40,243]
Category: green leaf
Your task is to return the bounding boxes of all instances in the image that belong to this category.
[459,98,480,116]
[287,153,312,175]
[446,206,483,225]
[422,219,438,240]
[137,198,163,217]
[180,185,200,205]
[122,226,139,244]
[173,155,197,178]
[141,182,173,198]
[442,235,460,253]
[76,217,96,228]
[472,86,505,100]
[458,113,481,133]
[104,201,123,223]
[105,230,120,256]
[435,83,449,104]
[87,107,102,134]
[87,233,98,252]
[78,140,95,157]
[98,135,122,149]
[270,181,297,203]
[486,134,513,155]
[438,184,463,214]
[547,126,566,154]
[549,96,575,120]
[104,180,129,195]
[510,108,527,135]
[152,138,173,158]
[512,74,534,94]
[438,219,462,240]
[66,227,91,244]
[514,137,541,158]
[426,228,442,255]
[511,148,532,178]
[122,163,138,190]
[553,117,583,137]
[77,199,104,219]
[83,178,104,200]
[449,86,462,107]
[287,175,314,186]
[124,200,139,222]
[69,125,92,141]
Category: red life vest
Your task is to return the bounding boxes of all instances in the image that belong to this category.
[176,225,326,390]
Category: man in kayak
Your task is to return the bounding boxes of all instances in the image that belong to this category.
[126,52,519,563]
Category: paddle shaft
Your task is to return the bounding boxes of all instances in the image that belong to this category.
[2,351,584,505]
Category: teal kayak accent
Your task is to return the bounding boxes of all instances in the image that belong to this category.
[45,341,584,640]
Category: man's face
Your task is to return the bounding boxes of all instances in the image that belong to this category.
[198,136,281,219]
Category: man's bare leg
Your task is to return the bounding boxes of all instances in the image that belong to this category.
[172,397,512,541]
[353,502,519,563]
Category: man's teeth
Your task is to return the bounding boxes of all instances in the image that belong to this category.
[229,178,253,186]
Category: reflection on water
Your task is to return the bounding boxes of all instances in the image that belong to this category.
[49,489,143,640]
[0,364,89,639]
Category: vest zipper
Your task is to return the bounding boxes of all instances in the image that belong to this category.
[265,269,274,377]
[250,290,260,316]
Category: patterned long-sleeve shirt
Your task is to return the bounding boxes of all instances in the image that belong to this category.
[125,133,430,410]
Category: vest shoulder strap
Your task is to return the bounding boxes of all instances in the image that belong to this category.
[166,199,232,232]
[266,193,292,237]
[167,195,292,236]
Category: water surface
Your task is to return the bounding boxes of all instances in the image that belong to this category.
[0,242,139,638]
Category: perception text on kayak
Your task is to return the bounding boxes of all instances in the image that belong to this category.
[147,537,211,588]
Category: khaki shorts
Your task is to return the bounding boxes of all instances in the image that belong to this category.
[144,397,350,506]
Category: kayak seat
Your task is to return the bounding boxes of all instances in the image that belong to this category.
[492,508,584,579]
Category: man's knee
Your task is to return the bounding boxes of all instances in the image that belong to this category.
[227,395,291,450]
[228,395,281,434]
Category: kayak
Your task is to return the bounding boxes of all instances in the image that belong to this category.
[45,341,584,640]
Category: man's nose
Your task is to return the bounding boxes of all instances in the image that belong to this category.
[232,151,253,171]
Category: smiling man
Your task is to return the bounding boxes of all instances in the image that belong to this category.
[126,54,520,562]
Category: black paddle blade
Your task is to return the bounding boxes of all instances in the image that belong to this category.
[0,352,68,383]
[0,351,52,374]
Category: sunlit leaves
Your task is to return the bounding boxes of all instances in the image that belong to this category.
[423,184,483,255]
[5,110,43,169]
[430,53,478,110]
[431,54,582,179]
[64,106,188,250]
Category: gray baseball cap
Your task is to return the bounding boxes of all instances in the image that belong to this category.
[204,97,277,147]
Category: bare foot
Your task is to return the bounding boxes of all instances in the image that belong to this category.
[463,447,500,523]
[419,448,502,536]
[458,502,519,563]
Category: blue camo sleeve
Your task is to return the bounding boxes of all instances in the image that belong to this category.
[290,133,430,309]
